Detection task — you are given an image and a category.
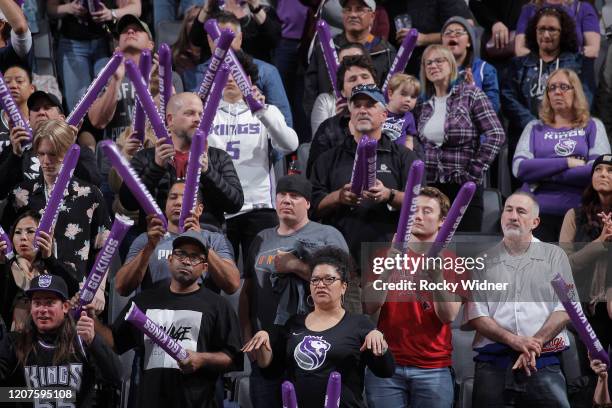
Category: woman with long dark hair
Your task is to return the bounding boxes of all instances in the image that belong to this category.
[559,154,612,373]
[0,210,79,332]
[0,275,122,405]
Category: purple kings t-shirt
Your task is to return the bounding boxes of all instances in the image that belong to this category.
[516,2,599,48]
[513,118,611,215]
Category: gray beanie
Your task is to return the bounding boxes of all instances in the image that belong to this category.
[442,16,476,67]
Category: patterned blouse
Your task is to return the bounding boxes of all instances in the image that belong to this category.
[6,175,111,281]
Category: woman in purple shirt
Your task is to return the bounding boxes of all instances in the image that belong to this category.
[515,0,601,58]
[512,68,611,242]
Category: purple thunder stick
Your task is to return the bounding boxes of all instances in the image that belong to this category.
[393,160,424,252]
[551,273,610,366]
[364,137,377,190]
[196,28,235,102]
[132,49,152,142]
[67,52,123,126]
[350,135,369,195]
[316,19,342,100]
[425,181,476,258]
[381,29,419,97]
[100,140,169,229]
[205,19,265,114]
[281,381,298,408]
[125,302,189,362]
[73,214,134,318]
[198,64,229,134]
[178,129,206,233]
[0,226,14,260]
[0,71,32,145]
[124,59,173,146]
[158,43,173,120]
[87,0,101,11]
[33,144,81,251]
[324,371,342,408]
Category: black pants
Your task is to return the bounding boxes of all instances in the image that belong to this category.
[431,182,484,233]
[226,209,278,264]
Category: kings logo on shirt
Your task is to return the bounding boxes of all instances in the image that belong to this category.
[554,139,578,156]
[294,335,331,371]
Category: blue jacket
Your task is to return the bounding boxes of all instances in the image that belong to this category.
[501,51,589,137]
[458,58,500,113]
[193,57,293,128]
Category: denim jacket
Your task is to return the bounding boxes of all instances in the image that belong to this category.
[501,51,588,136]
[415,83,505,185]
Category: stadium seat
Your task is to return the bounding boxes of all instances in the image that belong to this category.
[156,20,182,48]
[481,188,502,234]
[497,144,512,199]
[296,142,311,175]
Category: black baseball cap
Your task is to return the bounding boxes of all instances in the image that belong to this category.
[350,83,386,107]
[27,91,64,114]
[172,230,210,258]
[276,175,312,201]
[26,275,69,301]
[592,154,612,175]
[116,14,153,40]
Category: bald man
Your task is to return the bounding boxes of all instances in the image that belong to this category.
[119,92,244,228]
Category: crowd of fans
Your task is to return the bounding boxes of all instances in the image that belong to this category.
[0,0,609,407]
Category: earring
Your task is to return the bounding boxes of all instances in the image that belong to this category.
[341,294,345,308]
[306,295,314,307]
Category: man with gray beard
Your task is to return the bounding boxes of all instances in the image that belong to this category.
[464,192,575,407]
[119,92,243,228]
[310,84,418,312]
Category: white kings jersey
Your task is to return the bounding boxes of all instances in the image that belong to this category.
[208,100,299,218]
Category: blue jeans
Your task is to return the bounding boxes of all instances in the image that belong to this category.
[365,365,454,408]
[153,0,201,26]
[249,365,282,408]
[57,37,110,111]
[472,361,570,408]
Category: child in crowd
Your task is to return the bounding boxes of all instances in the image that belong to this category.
[384,73,419,151]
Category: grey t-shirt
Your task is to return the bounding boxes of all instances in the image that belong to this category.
[127,227,234,291]
[245,221,348,332]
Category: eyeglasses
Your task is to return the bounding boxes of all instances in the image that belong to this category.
[442,29,468,37]
[342,7,372,15]
[310,276,342,286]
[536,26,561,35]
[424,58,447,67]
[172,249,207,266]
[547,83,574,93]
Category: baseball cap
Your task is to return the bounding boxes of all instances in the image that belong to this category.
[27,91,64,114]
[339,0,376,11]
[276,175,312,201]
[116,14,153,40]
[592,154,612,175]
[172,230,210,258]
[350,83,386,107]
[26,275,69,301]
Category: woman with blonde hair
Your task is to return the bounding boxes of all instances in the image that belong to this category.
[3,120,112,296]
[414,44,504,232]
[513,68,610,241]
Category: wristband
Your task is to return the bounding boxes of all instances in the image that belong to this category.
[386,188,396,204]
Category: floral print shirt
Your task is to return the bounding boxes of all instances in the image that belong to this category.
[6,175,111,281]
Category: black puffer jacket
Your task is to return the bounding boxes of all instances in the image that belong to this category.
[119,146,244,228]
[303,33,396,119]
